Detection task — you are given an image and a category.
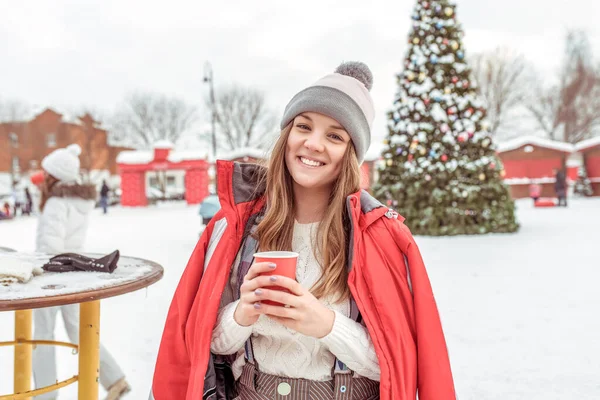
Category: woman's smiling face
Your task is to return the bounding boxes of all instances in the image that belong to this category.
[285,112,351,192]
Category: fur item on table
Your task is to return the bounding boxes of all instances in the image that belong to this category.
[0,257,43,285]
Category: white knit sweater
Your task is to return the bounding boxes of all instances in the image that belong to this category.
[211,221,380,381]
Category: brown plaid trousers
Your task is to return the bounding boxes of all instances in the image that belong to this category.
[234,362,379,400]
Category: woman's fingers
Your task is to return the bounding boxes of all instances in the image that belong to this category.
[250,288,301,308]
[240,274,292,294]
[256,302,300,320]
[261,276,304,296]
[244,261,277,282]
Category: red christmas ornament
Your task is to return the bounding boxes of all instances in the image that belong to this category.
[447,108,456,115]
[424,98,430,105]
[408,154,414,161]
[452,76,459,83]
[468,131,474,138]
[441,154,448,162]
[423,1,429,8]
[490,162,496,169]
[468,107,474,114]
[443,38,449,45]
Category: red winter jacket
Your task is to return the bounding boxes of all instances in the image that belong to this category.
[150,161,456,400]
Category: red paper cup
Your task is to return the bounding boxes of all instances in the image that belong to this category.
[254,251,298,306]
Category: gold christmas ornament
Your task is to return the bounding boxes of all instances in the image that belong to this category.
[500,169,506,177]
[413,37,420,44]
[451,41,459,50]
[420,147,426,155]
[408,72,415,80]
[419,72,426,81]
[479,173,486,181]
[444,87,451,94]
[383,138,389,145]
[445,7,453,16]
[387,159,393,166]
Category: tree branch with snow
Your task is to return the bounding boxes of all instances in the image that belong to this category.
[470,47,535,136]
[207,85,278,151]
[111,92,198,148]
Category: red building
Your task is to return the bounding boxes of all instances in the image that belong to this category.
[361,141,385,192]
[117,142,209,206]
[0,107,130,193]
[497,136,576,199]
[575,137,600,196]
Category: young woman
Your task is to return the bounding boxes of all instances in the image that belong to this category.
[32,144,130,400]
[151,62,456,400]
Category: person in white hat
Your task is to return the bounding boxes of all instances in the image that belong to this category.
[33,144,131,400]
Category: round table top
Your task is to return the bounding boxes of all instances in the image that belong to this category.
[0,252,163,311]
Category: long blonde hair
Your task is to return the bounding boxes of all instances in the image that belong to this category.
[255,123,362,303]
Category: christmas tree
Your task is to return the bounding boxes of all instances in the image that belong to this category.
[374,0,519,236]
[573,165,593,196]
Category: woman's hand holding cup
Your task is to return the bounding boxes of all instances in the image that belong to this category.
[234,251,335,338]
[233,261,279,327]
[234,252,299,327]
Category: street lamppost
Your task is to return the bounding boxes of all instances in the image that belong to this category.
[203,61,217,159]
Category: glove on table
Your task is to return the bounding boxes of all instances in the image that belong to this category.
[42,250,120,273]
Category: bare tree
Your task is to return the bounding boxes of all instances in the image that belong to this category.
[0,98,29,122]
[208,85,278,151]
[470,47,535,135]
[112,92,198,148]
[528,30,600,143]
[527,81,562,139]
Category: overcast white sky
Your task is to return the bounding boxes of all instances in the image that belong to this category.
[1,0,599,145]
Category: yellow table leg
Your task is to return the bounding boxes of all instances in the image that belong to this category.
[14,309,32,400]
[78,301,100,400]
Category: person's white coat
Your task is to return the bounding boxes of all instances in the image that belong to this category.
[33,182,125,399]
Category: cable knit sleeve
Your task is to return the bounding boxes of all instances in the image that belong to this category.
[319,310,381,381]
[210,299,253,355]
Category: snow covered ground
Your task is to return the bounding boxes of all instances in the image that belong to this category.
[0,198,599,399]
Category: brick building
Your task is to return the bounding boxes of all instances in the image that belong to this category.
[0,108,131,194]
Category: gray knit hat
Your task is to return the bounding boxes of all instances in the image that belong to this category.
[280,61,375,164]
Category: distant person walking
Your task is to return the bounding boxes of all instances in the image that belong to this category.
[100,180,110,214]
[23,187,33,216]
[11,184,23,216]
[529,183,541,204]
[553,167,568,207]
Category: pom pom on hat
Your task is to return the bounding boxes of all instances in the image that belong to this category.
[335,61,373,91]
[41,144,82,182]
[67,144,82,156]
